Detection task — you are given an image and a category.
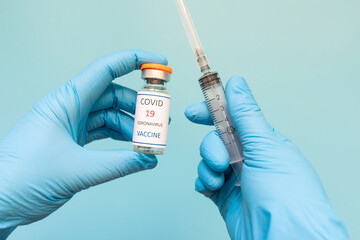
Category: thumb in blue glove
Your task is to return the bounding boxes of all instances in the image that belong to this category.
[185,76,349,239]
[0,49,167,239]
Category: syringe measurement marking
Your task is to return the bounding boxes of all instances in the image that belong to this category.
[202,86,236,147]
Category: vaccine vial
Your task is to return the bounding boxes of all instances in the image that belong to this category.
[132,63,172,155]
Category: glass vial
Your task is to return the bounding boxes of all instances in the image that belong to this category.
[132,63,172,155]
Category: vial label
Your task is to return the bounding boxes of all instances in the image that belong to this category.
[132,91,171,148]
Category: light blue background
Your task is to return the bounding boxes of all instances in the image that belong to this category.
[0,0,359,239]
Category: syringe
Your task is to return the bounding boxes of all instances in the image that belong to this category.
[176,0,244,186]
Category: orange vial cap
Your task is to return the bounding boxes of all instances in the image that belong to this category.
[140,63,173,74]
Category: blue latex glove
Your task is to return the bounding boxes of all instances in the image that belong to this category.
[0,49,167,239]
[185,76,349,239]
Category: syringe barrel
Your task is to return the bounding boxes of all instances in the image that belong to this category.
[199,72,244,185]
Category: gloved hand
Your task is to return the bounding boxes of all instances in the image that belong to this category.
[185,76,349,239]
[0,49,167,239]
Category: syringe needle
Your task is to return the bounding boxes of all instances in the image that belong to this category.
[175,0,210,73]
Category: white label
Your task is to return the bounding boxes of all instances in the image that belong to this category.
[132,91,171,148]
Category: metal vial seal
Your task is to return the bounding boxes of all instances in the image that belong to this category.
[132,63,172,155]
